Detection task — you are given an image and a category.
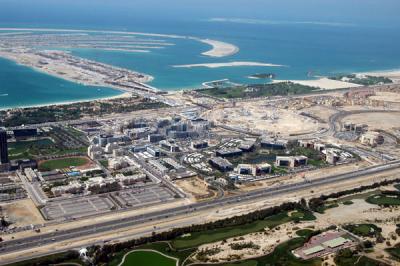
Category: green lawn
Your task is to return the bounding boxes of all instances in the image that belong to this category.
[8,138,87,160]
[107,242,194,266]
[39,157,89,171]
[335,249,383,266]
[198,82,318,99]
[296,229,314,238]
[172,211,315,249]
[8,138,54,160]
[386,245,400,261]
[366,194,400,206]
[119,250,177,266]
[343,224,381,237]
[342,200,354,205]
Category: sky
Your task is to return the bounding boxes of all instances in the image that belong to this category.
[0,0,399,29]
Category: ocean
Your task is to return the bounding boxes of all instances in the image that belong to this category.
[1,19,400,108]
[0,57,121,110]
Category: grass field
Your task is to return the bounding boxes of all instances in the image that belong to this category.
[172,211,315,249]
[39,157,89,171]
[343,224,381,237]
[119,250,177,266]
[8,138,54,160]
[386,245,400,261]
[107,242,194,266]
[366,194,400,206]
[8,138,87,160]
[198,82,318,99]
[335,251,382,266]
[295,229,314,237]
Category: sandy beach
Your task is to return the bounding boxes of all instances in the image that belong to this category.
[0,92,132,111]
[273,77,362,90]
[173,61,284,68]
[357,69,400,83]
[197,38,239,57]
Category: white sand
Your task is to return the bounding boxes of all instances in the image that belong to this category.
[197,39,239,57]
[357,69,400,82]
[273,77,362,90]
[0,92,132,111]
[173,61,284,69]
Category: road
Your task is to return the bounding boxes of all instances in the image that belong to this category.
[1,160,399,260]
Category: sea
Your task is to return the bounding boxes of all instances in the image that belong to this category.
[1,19,400,109]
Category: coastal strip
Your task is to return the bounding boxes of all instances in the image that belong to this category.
[356,69,400,83]
[273,77,362,90]
[0,50,156,95]
[172,61,284,68]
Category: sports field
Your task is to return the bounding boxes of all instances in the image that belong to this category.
[39,157,89,171]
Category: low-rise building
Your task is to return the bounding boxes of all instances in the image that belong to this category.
[260,138,288,150]
[360,131,384,147]
[216,148,243,158]
[108,158,129,170]
[239,140,256,152]
[87,144,103,160]
[191,140,208,149]
[86,177,120,194]
[115,173,147,186]
[209,157,233,172]
[275,156,308,168]
[235,163,272,176]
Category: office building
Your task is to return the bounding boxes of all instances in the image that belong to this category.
[0,129,9,164]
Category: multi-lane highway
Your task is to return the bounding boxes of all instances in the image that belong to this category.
[1,160,399,260]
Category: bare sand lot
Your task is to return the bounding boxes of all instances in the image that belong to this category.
[300,105,339,122]
[206,101,321,136]
[174,177,216,201]
[370,91,400,103]
[2,199,45,227]
[343,112,400,131]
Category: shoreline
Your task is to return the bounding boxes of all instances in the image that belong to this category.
[356,69,400,83]
[0,92,131,112]
[273,77,362,90]
[0,50,156,94]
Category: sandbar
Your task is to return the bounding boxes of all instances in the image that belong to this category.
[197,38,239,57]
[172,61,284,69]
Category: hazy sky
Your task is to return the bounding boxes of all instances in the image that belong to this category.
[1,0,399,29]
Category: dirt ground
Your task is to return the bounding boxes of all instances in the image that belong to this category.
[342,112,400,131]
[205,101,321,136]
[1,199,45,227]
[174,177,216,201]
[370,91,400,103]
[300,105,339,122]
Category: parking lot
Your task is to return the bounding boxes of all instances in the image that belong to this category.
[40,185,177,220]
[112,185,176,208]
[41,195,115,220]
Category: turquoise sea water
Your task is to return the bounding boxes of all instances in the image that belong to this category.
[1,20,400,108]
[0,57,121,110]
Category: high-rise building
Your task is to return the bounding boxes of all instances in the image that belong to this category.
[0,129,9,164]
